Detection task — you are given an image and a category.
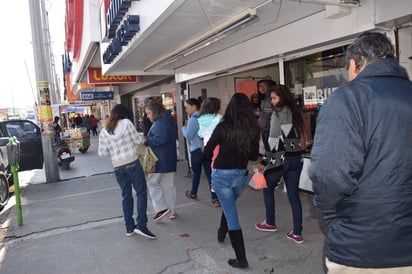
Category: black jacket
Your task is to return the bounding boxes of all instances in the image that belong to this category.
[309,58,412,268]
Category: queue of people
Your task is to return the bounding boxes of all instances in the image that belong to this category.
[97,32,412,272]
[69,113,99,135]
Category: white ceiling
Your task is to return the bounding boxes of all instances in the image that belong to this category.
[104,0,336,75]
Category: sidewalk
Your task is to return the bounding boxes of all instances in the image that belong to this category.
[0,135,326,274]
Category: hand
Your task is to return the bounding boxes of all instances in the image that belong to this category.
[256,163,265,173]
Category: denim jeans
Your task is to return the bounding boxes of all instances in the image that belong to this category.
[191,150,217,200]
[211,168,248,230]
[114,159,148,231]
[263,155,303,235]
[190,149,209,196]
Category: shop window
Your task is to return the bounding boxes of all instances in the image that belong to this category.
[285,45,348,151]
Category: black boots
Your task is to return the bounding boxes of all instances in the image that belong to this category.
[217,213,228,243]
[228,229,249,268]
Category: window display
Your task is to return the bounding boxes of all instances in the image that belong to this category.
[286,46,349,150]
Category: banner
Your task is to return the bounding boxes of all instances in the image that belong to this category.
[38,81,53,135]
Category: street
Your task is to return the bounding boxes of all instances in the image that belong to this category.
[0,136,326,274]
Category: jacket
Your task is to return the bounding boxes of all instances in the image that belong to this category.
[181,112,203,152]
[257,80,276,133]
[261,106,301,173]
[146,112,177,173]
[204,123,259,170]
[309,58,412,268]
[198,113,222,146]
[98,119,145,167]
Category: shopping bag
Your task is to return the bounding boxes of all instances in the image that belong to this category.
[137,146,158,173]
[248,167,267,190]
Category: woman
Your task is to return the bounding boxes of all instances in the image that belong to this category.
[197,97,222,207]
[142,97,153,137]
[145,102,177,221]
[98,104,156,239]
[181,98,208,200]
[255,85,305,244]
[204,93,260,269]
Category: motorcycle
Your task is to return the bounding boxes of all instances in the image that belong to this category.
[54,139,75,170]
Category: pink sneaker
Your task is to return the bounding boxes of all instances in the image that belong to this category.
[286,231,303,244]
[255,223,278,232]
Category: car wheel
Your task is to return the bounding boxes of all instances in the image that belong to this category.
[0,172,10,210]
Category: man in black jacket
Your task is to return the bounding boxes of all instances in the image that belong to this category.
[309,32,412,273]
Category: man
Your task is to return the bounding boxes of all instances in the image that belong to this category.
[257,79,276,143]
[309,32,412,273]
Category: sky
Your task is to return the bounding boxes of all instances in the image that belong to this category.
[0,1,65,111]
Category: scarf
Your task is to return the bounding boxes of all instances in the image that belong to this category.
[267,106,293,152]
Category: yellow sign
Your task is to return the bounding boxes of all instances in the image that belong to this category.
[38,81,53,135]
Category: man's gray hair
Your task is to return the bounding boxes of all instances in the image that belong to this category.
[345,32,395,70]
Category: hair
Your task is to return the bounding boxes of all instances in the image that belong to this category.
[54,116,59,122]
[220,93,260,159]
[198,97,220,116]
[105,104,129,134]
[270,85,304,134]
[145,102,166,121]
[185,98,201,110]
[145,97,154,105]
[345,32,395,71]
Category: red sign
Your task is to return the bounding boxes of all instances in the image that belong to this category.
[88,67,137,84]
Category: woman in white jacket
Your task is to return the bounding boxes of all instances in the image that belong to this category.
[98,104,156,239]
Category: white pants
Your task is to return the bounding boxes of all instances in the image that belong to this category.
[146,172,176,214]
[326,258,412,274]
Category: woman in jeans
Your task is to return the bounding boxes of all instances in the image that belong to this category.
[204,93,260,269]
[98,104,156,239]
[182,98,211,201]
[255,85,305,244]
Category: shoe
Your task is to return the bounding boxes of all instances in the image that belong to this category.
[185,190,198,201]
[255,222,278,232]
[286,231,303,244]
[169,212,177,219]
[126,229,135,237]
[134,226,156,239]
[153,208,170,222]
[211,199,220,207]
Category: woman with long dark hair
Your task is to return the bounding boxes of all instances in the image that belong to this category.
[204,93,260,269]
[98,104,156,239]
[255,84,305,244]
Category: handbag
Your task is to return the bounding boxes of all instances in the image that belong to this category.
[137,146,158,173]
[248,166,267,190]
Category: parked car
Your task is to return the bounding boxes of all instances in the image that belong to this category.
[0,120,44,209]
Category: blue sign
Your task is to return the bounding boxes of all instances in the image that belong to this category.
[80,91,114,101]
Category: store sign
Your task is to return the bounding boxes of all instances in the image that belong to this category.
[80,91,114,101]
[88,67,137,83]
